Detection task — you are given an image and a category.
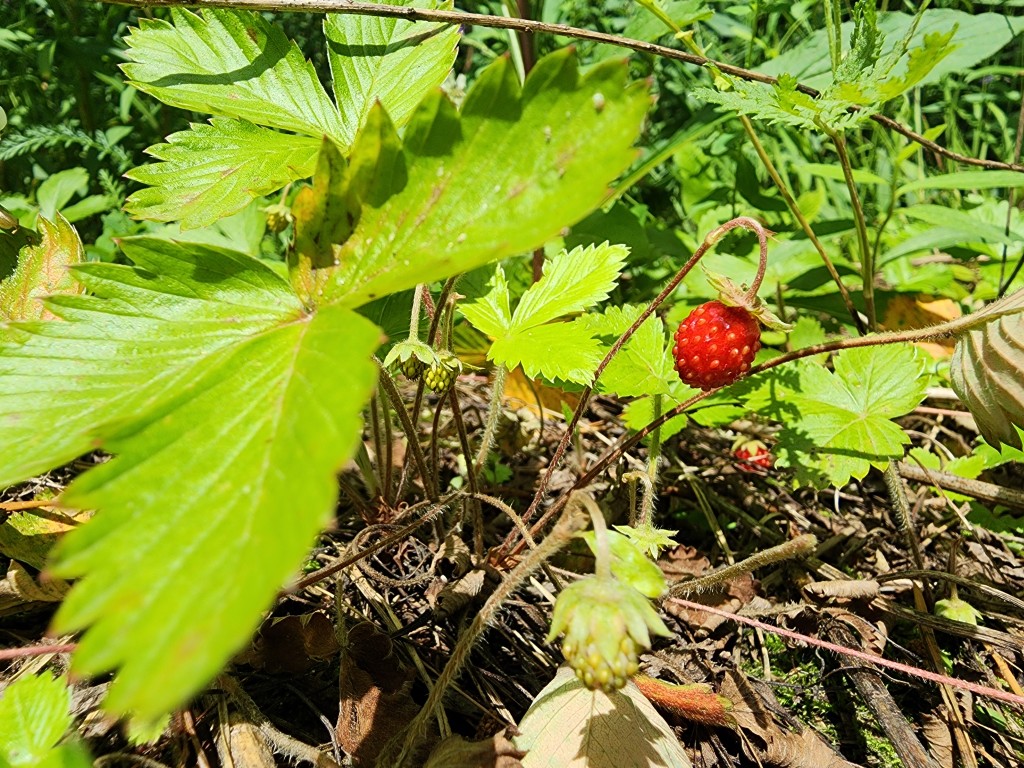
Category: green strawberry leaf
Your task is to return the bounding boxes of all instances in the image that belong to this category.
[122,9,345,140]
[321,50,650,306]
[489,318,603,384]
[0,238,379,722]
[124,119,321,229]
[577,304,674,397]
[0,213,83,324]
[623,395,689,441]
[459,262,513,339]
[469,243,627,384]
[0,673,74,767]
[511,243,628,331]
[769,346,930,486]
[325,0,460,145]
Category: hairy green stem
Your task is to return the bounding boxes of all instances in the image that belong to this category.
[669,534,817,597]
[473,363,508,476]
[375,358,439,501]
[740,115,866,333]
[826,126,876,329]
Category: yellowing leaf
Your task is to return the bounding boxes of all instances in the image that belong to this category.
[0,213,83,323]
[882,294,960,359]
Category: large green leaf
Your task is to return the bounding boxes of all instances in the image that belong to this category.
[753,346,930,486]
[122,9,345,140]
[325,0,460,145]
[321,50,650,306]
[124,119,321,228]
[0,238,379,721]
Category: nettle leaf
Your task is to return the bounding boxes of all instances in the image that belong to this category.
[0,213,83,324]
[466,243,628,384]
[951,290,1024,450]
[325,0,460,145]
[770,346,930,487]
[122,9,344,139]
[124,119,321,228]
[0,238,379,721]
[321,50,650,306]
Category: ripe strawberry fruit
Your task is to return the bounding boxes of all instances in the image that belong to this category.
[673,301,761,390]
[733,439,773,472]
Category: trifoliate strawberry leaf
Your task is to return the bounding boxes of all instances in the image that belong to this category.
[0,673,74,767]
[319,50,650,306]
[490,319,603,384]
[325,0,460,145]
[0,238,379,722]
[468,243,627,384]
[511,243,628,331]
[0,213,82,324]
[576,304,674,397]
[122,9,344,140]
[124,120,321,229]
[770,346,930,486]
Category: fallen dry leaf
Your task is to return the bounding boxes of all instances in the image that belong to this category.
[336,621,419,765]
[424,730,525,768]
[720,671,859,768]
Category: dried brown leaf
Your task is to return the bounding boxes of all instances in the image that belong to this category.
[424,730,525,768]
[720,671,859,768]
[336,622,419,765]
[802,579,880,602]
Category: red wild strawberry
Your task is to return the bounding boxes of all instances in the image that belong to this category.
[673,301,761,390]
[733,439,773,472]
